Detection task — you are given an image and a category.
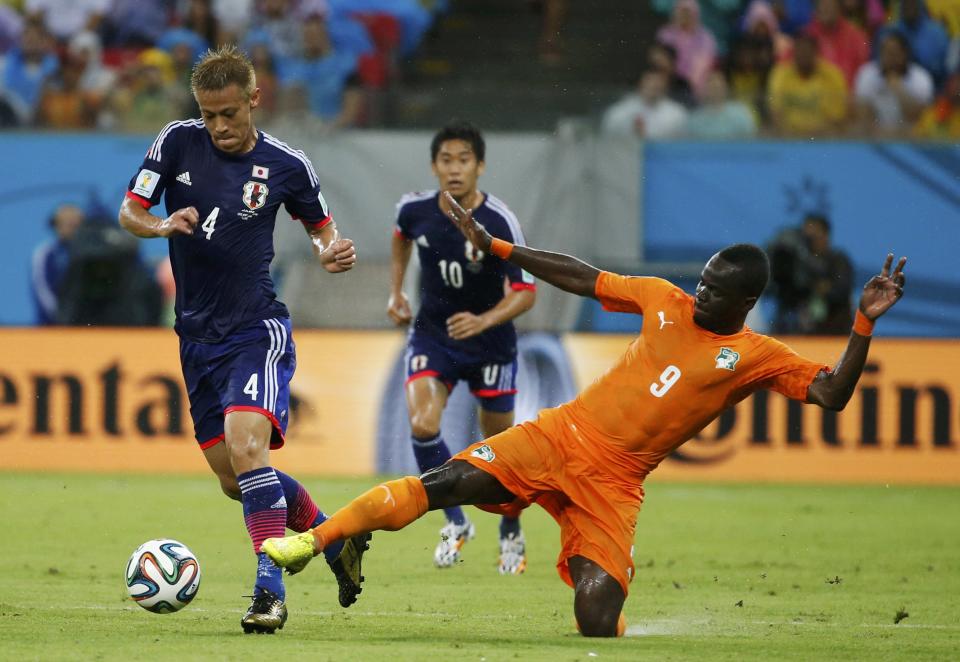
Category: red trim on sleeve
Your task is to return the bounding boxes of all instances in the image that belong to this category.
[297,214,333,229]
[393,227,408,238]
[198,433,224,450]
[224,406,286,449]
[510,282,537,291]
[125,190,152,209]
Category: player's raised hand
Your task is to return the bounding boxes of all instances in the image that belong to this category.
[322,237,357,273]
[444,191,492,252]
[157,207,199,237]
[446,311,488,340]
[387,291,412,326]
[859,253,906,320]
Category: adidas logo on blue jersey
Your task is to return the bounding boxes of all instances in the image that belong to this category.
[176,171,192,186]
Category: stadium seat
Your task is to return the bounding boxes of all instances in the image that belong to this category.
[103,47,146,69]
[352,13,402,89]
[352,12,402,53]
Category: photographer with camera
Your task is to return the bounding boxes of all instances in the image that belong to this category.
[768,213,854,335]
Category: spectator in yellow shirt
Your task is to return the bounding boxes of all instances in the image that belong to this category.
[768,34,849,137]
[914,72,960,140]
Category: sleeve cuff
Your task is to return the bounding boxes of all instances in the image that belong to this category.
[510,282,536,291]
[125,190,152,209]
[296,214,333,229]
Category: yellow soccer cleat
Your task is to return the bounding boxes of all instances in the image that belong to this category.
[262,532,315,575]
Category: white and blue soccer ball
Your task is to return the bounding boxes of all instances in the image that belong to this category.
[125,539,201,614]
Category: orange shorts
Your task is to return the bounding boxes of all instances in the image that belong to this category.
[454,409,644,595]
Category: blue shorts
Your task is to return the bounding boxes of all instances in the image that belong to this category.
[179,317,295,450]
[405,332,517,413]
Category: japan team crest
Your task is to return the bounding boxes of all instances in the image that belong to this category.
[715,347,740,371]
[242,180,269,210]
[465,239,485,273]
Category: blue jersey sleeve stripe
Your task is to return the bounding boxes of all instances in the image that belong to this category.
[147,119,203,162]
[262,133,319,187]
[485,195,526,246]
[395,190,437,223]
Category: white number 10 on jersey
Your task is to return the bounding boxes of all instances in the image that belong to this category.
[649,365,681,398]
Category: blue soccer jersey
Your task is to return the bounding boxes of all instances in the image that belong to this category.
[126,120,331,342]
[395,190,535,363]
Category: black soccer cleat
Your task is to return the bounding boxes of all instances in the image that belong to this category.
[327,533,372,608]
[241,591,288,634]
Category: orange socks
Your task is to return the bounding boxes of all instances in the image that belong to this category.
[311,476,429,553]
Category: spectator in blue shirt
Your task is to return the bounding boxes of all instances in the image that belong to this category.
[880,0,949,86]
[0,21,58,125]
[276,14,363,127]
[31,204,84,325]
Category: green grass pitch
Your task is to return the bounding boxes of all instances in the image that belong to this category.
[1,473,958,661]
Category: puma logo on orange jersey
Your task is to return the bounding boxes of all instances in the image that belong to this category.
[657,311,674,330]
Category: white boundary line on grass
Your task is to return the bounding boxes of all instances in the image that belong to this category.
[21,606,960,632]
[625,619,960,637]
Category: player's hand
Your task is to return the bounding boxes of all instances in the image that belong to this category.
[157,207,199,237]
[387,292,412,325]
[321,238,357,273]
[446,311,489,340]
[859,253,906,321]
[444,191,492,252]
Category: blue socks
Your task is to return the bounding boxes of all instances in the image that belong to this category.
[273,469,343,564]
[238,468,287,600]
[412,433,466,526]
[499,516,521,539]
[309,509,344,564]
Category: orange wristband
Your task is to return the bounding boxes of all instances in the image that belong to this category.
[853,310,875,336]
[490,238,513,259]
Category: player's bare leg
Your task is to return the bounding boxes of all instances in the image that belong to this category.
[420,459,518,507]
[222,411,289,633]
[479,408,526,574]
[263,460,517,571]
[406,376,476,567]
[568,556,626,637]
[202,441,241,501]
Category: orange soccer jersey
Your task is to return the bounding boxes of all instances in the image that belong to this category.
[568,272,829,478]
[457,272,828,595]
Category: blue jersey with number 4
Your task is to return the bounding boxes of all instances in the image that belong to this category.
[395,190,535,363]
[126,120,331,343]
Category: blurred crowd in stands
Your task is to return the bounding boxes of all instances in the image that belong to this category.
[2,0,959,139]
[603,0,960,140]
[0,0,444,131]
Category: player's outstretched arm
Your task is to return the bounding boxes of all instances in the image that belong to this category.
[308,221,357,273]
[806,254,906,411]
[444,191,601,299]
[118,197,199,238]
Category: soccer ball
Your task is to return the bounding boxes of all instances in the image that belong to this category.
[125,539,201,614]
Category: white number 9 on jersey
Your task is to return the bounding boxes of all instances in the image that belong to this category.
[649,365,681,398]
